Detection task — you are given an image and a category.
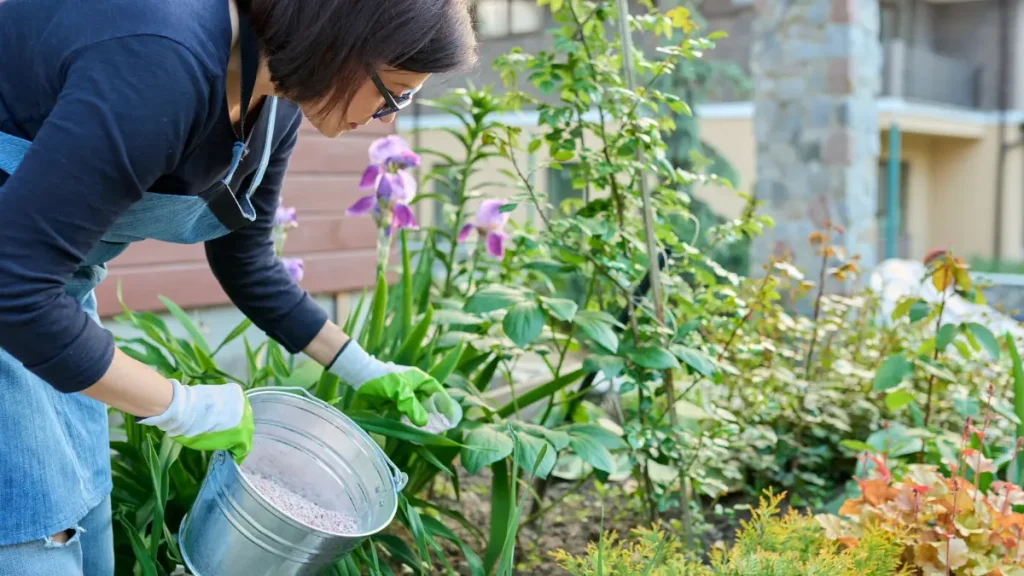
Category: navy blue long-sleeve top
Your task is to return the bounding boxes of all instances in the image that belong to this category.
[0,0,329,393]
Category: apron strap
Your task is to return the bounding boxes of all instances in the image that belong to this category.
[236,6,260,145]
[0,130,31,176]
[221,8,261,186]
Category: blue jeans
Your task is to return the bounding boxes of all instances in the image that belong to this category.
[0,494,113,575]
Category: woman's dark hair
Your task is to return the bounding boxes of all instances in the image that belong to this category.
[245,0,477,115]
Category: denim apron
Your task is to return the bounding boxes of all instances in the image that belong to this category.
[0,13,278,545]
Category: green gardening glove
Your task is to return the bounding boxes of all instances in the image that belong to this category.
[350,368,461,431]
[138,379,256,464]
[329,340,461,432]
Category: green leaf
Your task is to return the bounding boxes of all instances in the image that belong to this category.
[464,286,525,314]
[567,424,627,451]
[891,297,922,321]
[503,300,546,348]
[484,459,512,574]
[400,495,432,565]
[840,439,875,453]
[211,317,251,354]
[433,309,484,325]
[539,296,578,322]
[497,203,517,214]
[909,300,930,323]
[516,434,556,478]
[366,271,388,353]
[628,346,680,370]
[1008,333,1024,460]
[514,422,571,451]
[936,323,956,352]
[582,355,625,380]
[116,512,159,576]
[413,446,454,477]
[574,310,619,353]
[567,434,615,473]
[966,323,1000,360]
[429,343,465,385]
[991,397,1023,426]
[553,149,574,162]
[885,389,915,411]
[672,345,717,377]
[421,516,485,576]
[346,412,460,447]
[915,356,956,383]
[496,369,584,418]
[118,339,175,374]
[313,371,340,403]
[528,138,543,153]
[158,296,209,355]
[400,230,414,339]
[375,534,423,575]
[674,400,711,421]
[873,355,912,392]
[395,307,434,365]
[461,425,515,475]
[280,360,324,390]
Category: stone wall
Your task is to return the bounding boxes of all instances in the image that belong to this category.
[750,0,881,293]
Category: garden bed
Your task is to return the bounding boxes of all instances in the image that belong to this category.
[421,468,798,575]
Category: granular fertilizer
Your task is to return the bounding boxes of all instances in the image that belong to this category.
[243,470,360,535]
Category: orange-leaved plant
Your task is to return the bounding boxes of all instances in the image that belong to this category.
[817,389,1024,575]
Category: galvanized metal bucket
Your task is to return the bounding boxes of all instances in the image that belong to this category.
[178,387,407,576]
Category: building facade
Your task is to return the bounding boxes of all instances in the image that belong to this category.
[403,0,1024,267]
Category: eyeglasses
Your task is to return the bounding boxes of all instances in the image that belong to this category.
[369,71,419,119]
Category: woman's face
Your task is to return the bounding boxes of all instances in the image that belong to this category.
[301,68,431,138]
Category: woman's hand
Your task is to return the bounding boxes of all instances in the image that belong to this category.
[303,321,460,433]
[138,379,254,464]
[82,348,255,463]
[326,338,460,432]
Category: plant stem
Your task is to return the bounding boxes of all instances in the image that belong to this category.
[524,472,594,526]
[613,0,676,427]
[506,132,670,332]
[442,140,477,296]
[923,291,949,430]
[803,247,830,380]
[718,271,773,362]
[466,236,484,294]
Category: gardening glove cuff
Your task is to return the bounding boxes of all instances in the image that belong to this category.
[328,339,400,388]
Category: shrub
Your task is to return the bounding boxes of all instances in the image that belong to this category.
[819,389,1024,576]
[550,490,908,575]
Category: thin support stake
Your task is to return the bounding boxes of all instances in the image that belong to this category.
[615,0,670,395]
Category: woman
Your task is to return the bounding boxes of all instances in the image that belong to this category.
[0,0,476,572]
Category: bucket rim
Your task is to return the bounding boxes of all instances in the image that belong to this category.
[232,386,406,537]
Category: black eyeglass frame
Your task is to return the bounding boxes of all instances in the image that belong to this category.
[369,71,418,120]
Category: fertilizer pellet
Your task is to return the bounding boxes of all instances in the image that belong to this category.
[402,412,452,434]
[244,471,359,535]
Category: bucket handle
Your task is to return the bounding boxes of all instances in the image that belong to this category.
[258,386,409,493]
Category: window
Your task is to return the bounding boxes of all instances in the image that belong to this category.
[547,163,585,215]
[876,159,910,259]
[880,1,899,42]
[473,0,545,39]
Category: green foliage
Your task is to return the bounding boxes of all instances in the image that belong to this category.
[107,0,1024,572]
[549,490,908,575]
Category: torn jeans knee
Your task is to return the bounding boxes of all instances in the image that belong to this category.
[43,526,85,549]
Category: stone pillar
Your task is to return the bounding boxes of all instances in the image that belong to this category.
[750,0,881,291]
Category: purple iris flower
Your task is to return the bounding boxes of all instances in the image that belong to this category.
[346,135,421,233]
[458,199,511,258]
[274,201,298,229]
[281,257,304,283]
